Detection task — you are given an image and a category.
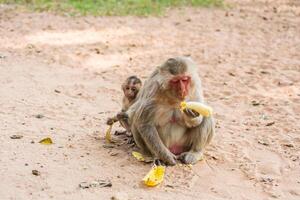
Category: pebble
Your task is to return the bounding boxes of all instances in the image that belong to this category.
[10,135,23,139]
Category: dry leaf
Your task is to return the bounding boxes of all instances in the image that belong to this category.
[39,137,53,145]
[143,165,165,187]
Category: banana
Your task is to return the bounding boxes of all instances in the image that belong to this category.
[180,101,213,117]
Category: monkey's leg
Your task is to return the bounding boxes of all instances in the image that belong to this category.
[131,125,152,156]
[179,117,215,164]
[136,124,177,166]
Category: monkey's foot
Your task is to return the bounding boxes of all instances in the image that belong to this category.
[126,136,135,145]
[177,151,203,165]
[153,159,165,166]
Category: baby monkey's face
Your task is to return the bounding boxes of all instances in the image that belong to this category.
[122,76,142,101]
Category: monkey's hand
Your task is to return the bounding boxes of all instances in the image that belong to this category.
[183,108,200,118]
[116,112,129,121]
[182,108,203,128]
[106,117,117,125]
[159,150,177,166]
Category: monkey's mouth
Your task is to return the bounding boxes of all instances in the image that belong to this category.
[128,95,136,100]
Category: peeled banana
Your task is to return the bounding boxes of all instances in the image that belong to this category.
[180,101,213,117]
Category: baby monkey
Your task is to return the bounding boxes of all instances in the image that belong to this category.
[106,75,142,128]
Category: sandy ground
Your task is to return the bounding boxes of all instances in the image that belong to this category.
[0,0,300,199]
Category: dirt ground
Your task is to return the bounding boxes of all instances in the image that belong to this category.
[0,0,299,199]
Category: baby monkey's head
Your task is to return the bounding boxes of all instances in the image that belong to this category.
[122,75,142,101]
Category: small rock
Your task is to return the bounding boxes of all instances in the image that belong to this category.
[266,121,275,126]
[283,144,294,148]
[90,181,100,187]
[211,156,218,160]
[54,89,61,93]
[260,71,269,74]
[166,184,175,188]
[251,100,260,106]
[110,152,118,156]
[94,48,101,54]
[258,140,269,146]
[35,114,44,119]
[97,180,112,188]
[228,72,235,76]
[79,182,90,189]
[111,192,128,200]
[10,135,23,139]
[32,170,40,176]
[79,180,112,189]
[260,177,274,183]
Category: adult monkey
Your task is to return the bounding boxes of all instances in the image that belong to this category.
[125,57,214,165]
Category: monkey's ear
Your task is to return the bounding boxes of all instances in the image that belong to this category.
[121,83,126,91]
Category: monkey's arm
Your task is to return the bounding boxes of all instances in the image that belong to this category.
[136,124,176,166]
[116,112,131,132]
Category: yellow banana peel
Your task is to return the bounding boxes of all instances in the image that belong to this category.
[132,151,145,162]
[143,165,165,187]
[105,124,113,143]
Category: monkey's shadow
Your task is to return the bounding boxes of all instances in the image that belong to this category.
[103,126,138,153]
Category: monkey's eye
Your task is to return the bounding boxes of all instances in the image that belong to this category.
[126,87,130,90]
[131,88,136,92]
[171,79,179,83]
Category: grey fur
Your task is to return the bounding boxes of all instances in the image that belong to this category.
[127,57,215,165]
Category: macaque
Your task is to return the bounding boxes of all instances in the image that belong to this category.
[106,76,142,130]
[125,57,214,165]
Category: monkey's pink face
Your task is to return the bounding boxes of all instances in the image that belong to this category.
[169,75,191,100]
[124,85,138,100]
